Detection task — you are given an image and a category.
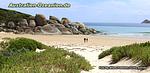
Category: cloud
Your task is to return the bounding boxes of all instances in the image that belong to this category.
[85,0,150,22]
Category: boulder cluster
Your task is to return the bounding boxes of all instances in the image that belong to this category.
[0,14,98,35]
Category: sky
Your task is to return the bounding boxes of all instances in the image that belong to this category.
[1,0,150,23]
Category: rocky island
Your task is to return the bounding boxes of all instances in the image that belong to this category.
[0,8,98,35]
[142,19,150,24]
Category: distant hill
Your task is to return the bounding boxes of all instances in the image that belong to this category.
[142,19,150,24]
[0,8,31,23]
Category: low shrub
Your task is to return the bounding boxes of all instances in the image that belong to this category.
[0,37,48,53]
[98,47,116,59]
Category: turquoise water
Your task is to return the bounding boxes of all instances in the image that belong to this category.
[85,23,150,36]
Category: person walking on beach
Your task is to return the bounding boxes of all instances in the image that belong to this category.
[84,38,88,43]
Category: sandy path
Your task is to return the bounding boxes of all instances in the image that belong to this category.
[58,45,150,73]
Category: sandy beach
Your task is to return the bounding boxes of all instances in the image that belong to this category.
[0,32,150,73]
[0,32,149,47]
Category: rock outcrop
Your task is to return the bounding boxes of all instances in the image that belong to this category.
[18,19,28,28]
[29,20,36,28]
[34,26,42,33]
[41,24,61,34]
[0,8,99,35]
[61,18,70,25]
[70,22,97,35]
[71,22,85,29]
[24,28,34,34]
[0,23,6,27]
[49,16,61,24]
[35,14,47,26]
[55,24,72,35]
[7,21,15,29]
[142,19,150,23]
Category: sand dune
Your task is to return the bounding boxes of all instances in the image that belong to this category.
[58,45,150,73]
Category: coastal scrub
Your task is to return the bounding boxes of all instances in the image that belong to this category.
[0,37,92,73]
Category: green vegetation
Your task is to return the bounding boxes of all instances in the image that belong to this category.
[3,38,48,52]
[0,8,31,23]
[98,42,150,66]
[0,37,92,73]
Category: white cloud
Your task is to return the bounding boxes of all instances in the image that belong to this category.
[84,0,150,22]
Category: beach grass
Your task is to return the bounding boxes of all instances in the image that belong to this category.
[0,37,92,73]
[98,42,150,66]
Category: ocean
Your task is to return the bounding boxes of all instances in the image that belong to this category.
[85,23,150,37]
